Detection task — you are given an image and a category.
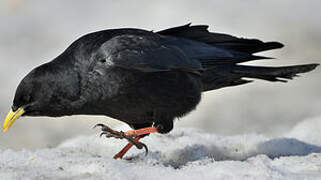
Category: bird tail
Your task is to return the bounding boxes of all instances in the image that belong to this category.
[202,63,319,91]
[232,64,318,82]
[158,24,319,91]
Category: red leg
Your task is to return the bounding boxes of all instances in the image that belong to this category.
[113,126,158,159]
[113,136,141,159]
[124,126,158,136]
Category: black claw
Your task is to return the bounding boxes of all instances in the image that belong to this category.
[119,132,148,155]
[93,123,105,129]
[94,123,121,138]
[142,143,148,156]
[133,140,148,156]
[144,146,148,156]
[100,132,107,137]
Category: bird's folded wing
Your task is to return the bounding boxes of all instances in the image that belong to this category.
[98,34,202,73]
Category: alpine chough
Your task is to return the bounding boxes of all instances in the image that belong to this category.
[3,24,319,159]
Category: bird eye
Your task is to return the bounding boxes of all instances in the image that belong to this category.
[99,59,106,63]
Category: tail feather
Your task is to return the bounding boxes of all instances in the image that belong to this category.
[202,64,319,91]
[214,41,283,54]
[200,56,273,68]
[158,24,319,91]
[232,64,319,82]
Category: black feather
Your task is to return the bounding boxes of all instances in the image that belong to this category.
[158,24,284,54]
[9,24,318,136]
[232,64,319,82]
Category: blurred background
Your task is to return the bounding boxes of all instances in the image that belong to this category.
[0,0,320,150]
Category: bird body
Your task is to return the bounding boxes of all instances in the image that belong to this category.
[18,28,205,133]
[4,24,319,158]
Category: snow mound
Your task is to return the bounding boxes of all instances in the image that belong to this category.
[1,117,321,180]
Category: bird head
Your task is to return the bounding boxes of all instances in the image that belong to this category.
[3,65,54,132]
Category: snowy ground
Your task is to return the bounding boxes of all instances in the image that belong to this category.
[1,116,321,180]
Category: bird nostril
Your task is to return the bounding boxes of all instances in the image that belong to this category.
[11,105,18,111]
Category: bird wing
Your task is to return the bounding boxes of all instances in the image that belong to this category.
[158,23,283,54]
[157,24,284,68]
[95,34,202,73]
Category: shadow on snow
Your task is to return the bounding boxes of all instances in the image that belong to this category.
[131,137,321,169]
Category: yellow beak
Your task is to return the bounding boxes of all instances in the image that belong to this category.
[3,107,25,132]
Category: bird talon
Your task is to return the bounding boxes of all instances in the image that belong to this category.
[94,124,156,158]
[93,123,105,129]
[94,123,121,137]
[99,132,107,137]
[119,132,148,154]
[142,143,148,156]
[105,134,113,138]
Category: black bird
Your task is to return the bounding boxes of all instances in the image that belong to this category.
[4,24,318,159]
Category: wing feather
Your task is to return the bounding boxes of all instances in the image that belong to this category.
[97,34,202,73]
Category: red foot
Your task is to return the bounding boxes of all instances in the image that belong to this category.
[113,136,141,159]
[113,126,158,159]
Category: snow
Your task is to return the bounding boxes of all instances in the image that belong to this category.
[1,117,321,180]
